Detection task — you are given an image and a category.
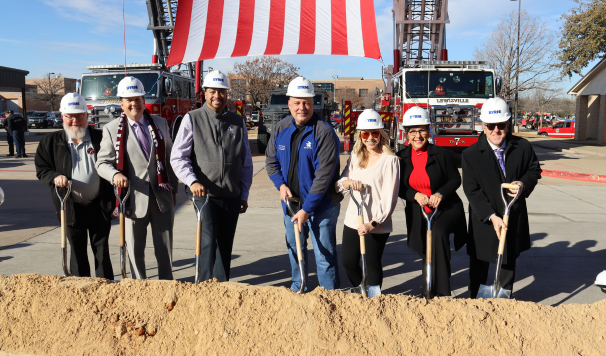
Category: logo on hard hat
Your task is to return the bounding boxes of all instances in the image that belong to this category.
[411,115,422,119]
[489,110,501,114]
[367,119,377,122]
[68,102,80,106]
[297,86,309,89]
[126,86,138,90]
[213,78,224,82]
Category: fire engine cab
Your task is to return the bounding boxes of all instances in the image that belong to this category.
[396,60,502,149]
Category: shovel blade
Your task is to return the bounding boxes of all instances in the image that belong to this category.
[476,284,493,299]
[297,260,306,294]
[477,284,512,299]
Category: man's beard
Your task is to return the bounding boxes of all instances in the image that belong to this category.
[64,123,87,140]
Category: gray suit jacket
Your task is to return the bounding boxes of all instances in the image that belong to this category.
[96,114,178,219]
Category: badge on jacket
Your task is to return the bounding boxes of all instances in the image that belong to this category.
[87,147,95,155]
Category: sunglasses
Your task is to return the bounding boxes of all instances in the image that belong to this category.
[361,131,381,139]
[485,123,508,131]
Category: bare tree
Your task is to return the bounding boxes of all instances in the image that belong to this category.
[34,73,64,111]
[228,57,299,107]
[473,10,561,101]
[556,0,606,77]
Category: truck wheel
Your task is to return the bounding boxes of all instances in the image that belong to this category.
[257,132,269,155]
[526,124,533,130]
[540,132,549,137]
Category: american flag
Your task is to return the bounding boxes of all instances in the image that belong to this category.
[167,0,382,67]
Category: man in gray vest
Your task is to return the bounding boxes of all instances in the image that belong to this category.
[171,70,253,282]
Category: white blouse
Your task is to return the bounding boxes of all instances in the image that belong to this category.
[336,153,400,234]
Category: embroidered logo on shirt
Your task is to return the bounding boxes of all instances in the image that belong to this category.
[87,147,95,155]
[228,126,235,138]
[304,141,312,149]
[278,145,286,150]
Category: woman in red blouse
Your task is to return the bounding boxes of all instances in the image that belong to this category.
[396,107,468,298]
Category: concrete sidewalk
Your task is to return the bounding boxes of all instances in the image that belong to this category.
[525,136,606,158]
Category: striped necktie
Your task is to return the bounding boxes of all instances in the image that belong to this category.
[494,148,506,178]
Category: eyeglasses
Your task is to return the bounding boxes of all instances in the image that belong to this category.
[63,113,87,121]
[360,131,381,139]
[407,129,428,136]
[485,123,508,131]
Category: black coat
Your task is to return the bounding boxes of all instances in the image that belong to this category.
[396,144,468,254]
[35,126,115,226]
[6,114,24,132]
[461,133,542,264]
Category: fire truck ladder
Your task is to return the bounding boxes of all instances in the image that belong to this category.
[393,0,450,69]
[146,0,197,80]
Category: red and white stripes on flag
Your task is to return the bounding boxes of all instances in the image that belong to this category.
[166,0,382,67]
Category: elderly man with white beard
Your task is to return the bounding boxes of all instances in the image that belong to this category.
[35,93,115,278]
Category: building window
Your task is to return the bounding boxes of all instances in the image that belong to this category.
[335,88,341,93]
[347,89,355,95]
[359,89,368,97]
[314,82,333,91]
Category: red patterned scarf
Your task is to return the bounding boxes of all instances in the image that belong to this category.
[113,109,172,217]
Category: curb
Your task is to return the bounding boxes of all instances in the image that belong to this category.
[542,169,606,183]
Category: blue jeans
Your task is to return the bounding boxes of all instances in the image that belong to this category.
[284,204,340,291]
[12,130,25,157]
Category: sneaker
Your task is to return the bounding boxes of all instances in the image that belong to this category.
[14,155,22,159]
[5,154,14,157]
[22,154,28,158]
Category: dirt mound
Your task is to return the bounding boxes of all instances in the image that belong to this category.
[0,274,604,355]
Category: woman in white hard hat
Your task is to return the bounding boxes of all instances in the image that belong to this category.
[336,109,400,297]
[396,106,468,298]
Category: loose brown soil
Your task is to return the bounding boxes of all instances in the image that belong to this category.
[0,274,604,355]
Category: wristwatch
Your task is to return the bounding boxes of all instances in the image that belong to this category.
[371,221,378,228]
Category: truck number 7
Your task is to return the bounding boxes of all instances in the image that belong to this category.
[454,138,460,146]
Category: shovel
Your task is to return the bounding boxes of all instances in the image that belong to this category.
[285,196,306,294]
[349,185,369,297]
[192,194,209,284]
[114,184,131,279]
[420,205,438,300]
[55,181,72,277]
[477,183,522,299]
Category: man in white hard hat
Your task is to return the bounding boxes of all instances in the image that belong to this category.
[265,76,343,292]
[96,76,178,280]
[35,93,115,278]
[462,97,542,298]
[170,70,253,282]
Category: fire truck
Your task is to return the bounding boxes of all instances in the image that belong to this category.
[391,0,503,150]
[396,60,502,148]
[77,63,196,138]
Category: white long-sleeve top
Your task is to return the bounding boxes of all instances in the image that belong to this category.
[336,153,400,234]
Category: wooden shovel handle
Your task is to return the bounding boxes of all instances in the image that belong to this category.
[119,213,125,247]
[358,215,366,254]
[294,225,303,261]
[60,210,67,248]
[196,221,202,256]
[497,215,509,255]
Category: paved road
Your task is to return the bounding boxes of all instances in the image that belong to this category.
[1,131,605,306]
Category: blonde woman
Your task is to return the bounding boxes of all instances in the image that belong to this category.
[336,109,400,297]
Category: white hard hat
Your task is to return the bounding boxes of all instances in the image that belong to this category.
[117,76,146,98]
[401,106,431,127]
[480,97,511,123]
[60,93,87,114]
[202,70,230,89]
[286,77,315,98]
[595,270,606,293]
[356,109,383,129]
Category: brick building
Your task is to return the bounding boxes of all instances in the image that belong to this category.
[311,77,386,110]
[25,78,77,111]
[0,66,30,115]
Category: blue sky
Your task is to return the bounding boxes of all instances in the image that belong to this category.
[0,0,593,93]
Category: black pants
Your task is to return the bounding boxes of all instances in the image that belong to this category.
[188,192,241,282]
[65,202,113,278]
[468,254,517,298]
[419,212,457,297]
[6,131,14,155]
[342,225,390,287]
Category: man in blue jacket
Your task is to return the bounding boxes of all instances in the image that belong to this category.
[265,77,343,292]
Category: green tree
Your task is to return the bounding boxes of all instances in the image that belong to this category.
[556,0,606,77]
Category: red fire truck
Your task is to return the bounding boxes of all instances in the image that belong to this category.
[396,61,502,149]
[77,63,197,138]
